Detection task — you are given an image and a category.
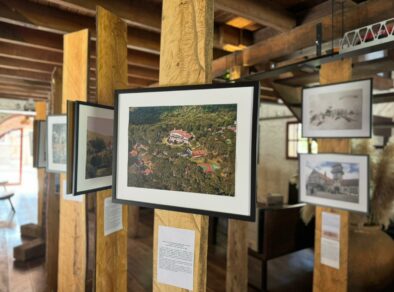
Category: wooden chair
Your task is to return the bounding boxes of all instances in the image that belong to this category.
[0,181,15,213]
[248,203,314,291]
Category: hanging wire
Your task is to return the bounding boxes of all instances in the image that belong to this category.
[331,0,334,53]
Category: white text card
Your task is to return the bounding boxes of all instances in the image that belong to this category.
[104,197,123,236]
[157,226,195,290]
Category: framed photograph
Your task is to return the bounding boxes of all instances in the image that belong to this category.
[33,120,46,168]
[47,115,67,173]
[302,79,372,138]
[113,81,260,221]
[299,153,369,213]
[71,101,114,195]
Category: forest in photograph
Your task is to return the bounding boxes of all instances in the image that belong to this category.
[52,123,66,164]
[85,116,113,179]
[127,104,237,196]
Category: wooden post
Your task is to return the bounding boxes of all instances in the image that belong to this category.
[128,205,139,238]
[95,6,128,292]
[57,29,89,292]
[313,58,352,292]
[35,100,47,228]
[226,65,248,292]
[45,67,62,292]
[152,0,213,291]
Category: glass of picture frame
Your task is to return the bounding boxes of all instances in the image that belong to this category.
[68,101,114,195]
[302,79,372,138]
[113,81,260,221]
[299,153,369,213]
[47,115,67,173]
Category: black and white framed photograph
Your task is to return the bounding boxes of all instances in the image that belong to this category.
[71,101,114,195]
[299,153,369,213]
[113,81,260,221]
[47,115,67,173]
[33,120,46,168]
[302,79,372,138]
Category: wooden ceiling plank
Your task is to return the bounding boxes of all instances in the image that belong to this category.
[0,84,50,93]
[0,0,160,54]
[42,0,162,32]
[0,67,52,83]
[0,42,63,65]
[0,76,51,88]
[0,21,63,52]
[0,88,49,98]
[0,56,55,74]
[215,0,295,32]
[0,92,48,100]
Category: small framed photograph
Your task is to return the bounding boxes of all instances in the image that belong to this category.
[71,101,114,195]
[33,120,46,168]
[113,82,260,221]
[302,79,372,138]
[299,153,369,213]
[47,115,67,173]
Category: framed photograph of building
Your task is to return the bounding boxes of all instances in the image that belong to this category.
[302,79,372,138]
[299,153,369,213]
[113,81,260,221]
[71,101,114,195]
[33,120,46,168]
[47,115,67,173]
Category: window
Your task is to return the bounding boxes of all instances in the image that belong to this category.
[286,122,317,159]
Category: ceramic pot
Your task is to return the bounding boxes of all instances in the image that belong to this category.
[349,225,394,291]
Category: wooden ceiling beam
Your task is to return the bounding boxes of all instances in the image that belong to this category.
[0,42,62,65]
[0,76,50,89]
[0,84,50,94]
[215,0,295,32]
[41,0,162,32]
[0,88,49,98]
[0,67,51,83]
[0,92,48,100]
[0,0,160,54]
[213,0,394,77]
[0,56,55,74]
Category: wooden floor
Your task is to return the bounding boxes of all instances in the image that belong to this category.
[0,178,314,292]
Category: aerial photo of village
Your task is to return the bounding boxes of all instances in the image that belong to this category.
[127,104,237,196]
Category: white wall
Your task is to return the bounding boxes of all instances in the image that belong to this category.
[257,103,299,203]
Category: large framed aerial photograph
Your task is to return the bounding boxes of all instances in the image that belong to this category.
[302,79,372,138]
[33,120,46,168]
[299,153,369,213]
[113,82,260,221]
[71,101,114,195]
[47,115,67,173]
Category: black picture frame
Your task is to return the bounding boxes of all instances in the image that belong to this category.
[71,101,114,195]
[302,78,373,138]
[298,153,370,213]
[46,114,67,173]
[33,120,46,168]
[112,81,260,221]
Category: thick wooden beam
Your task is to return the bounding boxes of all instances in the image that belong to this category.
[45,67,62,292]
[57,29,89,292]
[95,6,128,292]
[0,84,49,95]
[215,0,295,32]
[213,0,394,77]
[0,93,46,100]
[153,0,213,291]
[314,59,352,292]
[0,0,160,54]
